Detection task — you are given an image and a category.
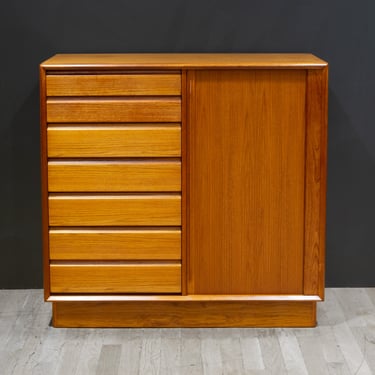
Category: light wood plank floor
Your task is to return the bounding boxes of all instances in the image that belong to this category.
[1,289,375,374]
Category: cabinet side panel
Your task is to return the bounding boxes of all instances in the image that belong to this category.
[304,67,328,298]
[40,66,50,299]
[188,70,306,295]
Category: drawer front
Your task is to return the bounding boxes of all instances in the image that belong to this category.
[47,125,181,158]
[48,161,181,192]
[46,74,181,96]
[49,229,181,260]
[47,98,181,123]
[49,195,181,226]
[50,263,181,293]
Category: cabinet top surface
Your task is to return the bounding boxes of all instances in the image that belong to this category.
[41,53,327,70]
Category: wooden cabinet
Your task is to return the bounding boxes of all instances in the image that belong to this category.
[40,54,328,327]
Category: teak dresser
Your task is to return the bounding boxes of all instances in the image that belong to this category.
[40,54,328,327]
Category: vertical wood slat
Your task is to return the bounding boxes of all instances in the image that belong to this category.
[40,65,50,300]
[181,70,187,295]
[186,70,195,294]
[303,67,328,298]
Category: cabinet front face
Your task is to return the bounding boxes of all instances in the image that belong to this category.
[188,69,307,295]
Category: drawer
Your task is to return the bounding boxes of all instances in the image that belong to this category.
[47,98,181,123]
[50,263,181,293]
[48,161,181,192]
[47,125,181,157]
[46,74,181,96]
[49,228,181,260]
[48,194,181,226]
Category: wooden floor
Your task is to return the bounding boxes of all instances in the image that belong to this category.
[0,289,375,374]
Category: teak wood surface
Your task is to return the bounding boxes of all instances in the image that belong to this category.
[188,69,306,295]
[50,263,181,293]
[47,98,181,123]
[40,53,328,327]
[303,67,328,299]
[48,194,181,226]
[48,160,181,192]
[41,53,327,70]
[46,74,181,96]
[52,300,316,328]
[40,66,50,299]
[49,228,181,260]
[47,125,181,158]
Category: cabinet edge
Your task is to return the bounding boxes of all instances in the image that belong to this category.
[47,294,322,302]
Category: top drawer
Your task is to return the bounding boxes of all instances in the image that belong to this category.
[46,74,181,96]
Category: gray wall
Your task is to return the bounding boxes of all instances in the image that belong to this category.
[1,0,374,288]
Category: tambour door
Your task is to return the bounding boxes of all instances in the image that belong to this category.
[187,69,307,295]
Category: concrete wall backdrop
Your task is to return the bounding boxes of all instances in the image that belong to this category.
[0,0,374,288]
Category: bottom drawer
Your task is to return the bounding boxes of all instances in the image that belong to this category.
[50,263,181,293]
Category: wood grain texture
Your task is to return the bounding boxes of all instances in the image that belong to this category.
[52,300,316,327]
[46,74,181,96]
[41,53,327,70]
[47,98,181,123]
[159,330,182,374]
[188,69,306,295]
[47,124,181,158]
[138,330,162,374]
[278,330,309,374]
[181,70,188,296]
[48,194,181,226]
[39,65,50,300]
[0,290,54,375]
[258,331,287,373]
[304,67,328,299]
[49,228,181,260]
[47,294,321,302]
[48,161,181,192]
[96,345,122,375]
[240,330,265,371]
[50,263,181,293]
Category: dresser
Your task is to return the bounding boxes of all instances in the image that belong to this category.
[40,54,328,327]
